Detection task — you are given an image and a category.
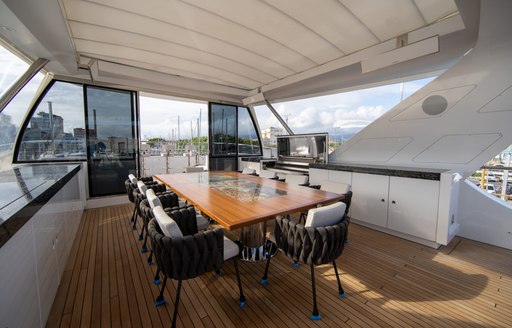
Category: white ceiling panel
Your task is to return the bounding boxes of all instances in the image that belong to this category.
[183,0,343,64]
[80,0,315,72]
[263,0,380,55]
[75,40,260,89]
[70,22,276,84]
[413,0,458,24]
[342,0,428,41]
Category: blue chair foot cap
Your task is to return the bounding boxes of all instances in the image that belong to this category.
[261,279,268,286]
[154,279,161,285]
[140,246,148,253]
[155,297,166,307]
[310,314,321,321]
[138,236,143,241]
[345,240,350,244]
[340,293,347,299]
[216,272,222,278]
[240,301,247,308]
[147,259,153,265]
[293,260,299,268]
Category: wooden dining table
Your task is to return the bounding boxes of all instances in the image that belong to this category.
[154,171,344,260]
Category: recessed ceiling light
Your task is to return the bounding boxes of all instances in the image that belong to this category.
[1,26,16,32]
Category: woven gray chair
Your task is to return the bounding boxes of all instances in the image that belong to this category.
[261,202,350,320]
[148,207,246,328]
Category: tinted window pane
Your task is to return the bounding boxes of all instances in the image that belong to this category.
[0,74,43,170]
[17,81,85,161]
[86,86,136,196]
[238,107,261,156]
[210,104,236,156]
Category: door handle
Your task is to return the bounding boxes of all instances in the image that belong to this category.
[392,200,396,204]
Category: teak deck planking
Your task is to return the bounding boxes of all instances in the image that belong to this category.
[47,203,512,327]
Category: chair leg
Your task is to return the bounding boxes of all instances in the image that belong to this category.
[147,249,153,265]
[171,278,183,328]
[130,203,137,222]
[332,260,346,298]
[155,276,167,306]
[154,268,161,285]
[261,241,273,285]
[138,223,146,242]
[233,258,247,308]
[310,264,321,320]
[131,198,139,230]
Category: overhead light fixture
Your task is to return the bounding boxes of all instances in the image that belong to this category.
[361,36,439,73]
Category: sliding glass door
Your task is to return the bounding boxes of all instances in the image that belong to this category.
[209,103,262,171]
[85,86,137,196]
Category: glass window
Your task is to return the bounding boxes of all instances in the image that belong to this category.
[0,45,44,170]
[139,93,208,175]
[85,86,136,196]
[0,45,29,98]
[238,107,261,156]
[17,81,86,161]
[210,104,237,156]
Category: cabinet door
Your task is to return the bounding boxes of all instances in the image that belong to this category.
[351,173,389,227]
[388,177,439,241]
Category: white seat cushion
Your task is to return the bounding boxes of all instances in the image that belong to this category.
[128,174,137,184]
[146,189,162,209]
[137,180,148,196]
[223,236,239,260]
[259,170,277,179]
[196,214,209,230]
[285,174,309,185]
[320,180,351,194]
[242,168,256,175]
[152,206,183,238]
[305,202,346,228]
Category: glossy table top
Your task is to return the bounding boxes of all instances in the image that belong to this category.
[155,171,344,230]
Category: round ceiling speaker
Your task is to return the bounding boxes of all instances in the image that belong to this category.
[422,95,448,115]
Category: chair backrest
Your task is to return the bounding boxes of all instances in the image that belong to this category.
[146,189,162,209]
[242,168,256,175]
[305,202,346,227]
[153,206,183,238]
[285,174,309,185]
[259,170,277,179]
[137,180,148,196]
[147,219,224,280]
[185,166,204,173]
[168,206,199,236]
[320,180,351,194]
[128,174,137,184]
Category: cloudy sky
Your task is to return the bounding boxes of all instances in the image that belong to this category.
[139,77,434,140]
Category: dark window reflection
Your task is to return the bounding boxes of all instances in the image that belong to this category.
[210,104,237,156]
[238,107,261,156]
[17,81,86,161]
[86,86,136,196]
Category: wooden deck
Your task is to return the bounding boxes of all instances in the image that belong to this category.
[47,204,512,327]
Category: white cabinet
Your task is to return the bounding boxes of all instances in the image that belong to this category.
[388,177,439,241]
[351,173,389,227]
[350,173,440,243]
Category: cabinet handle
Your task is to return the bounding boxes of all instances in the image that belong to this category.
[381,199,385,202]
[392,200,396,204]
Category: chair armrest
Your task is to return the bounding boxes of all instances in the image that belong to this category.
[307,184,321,189]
